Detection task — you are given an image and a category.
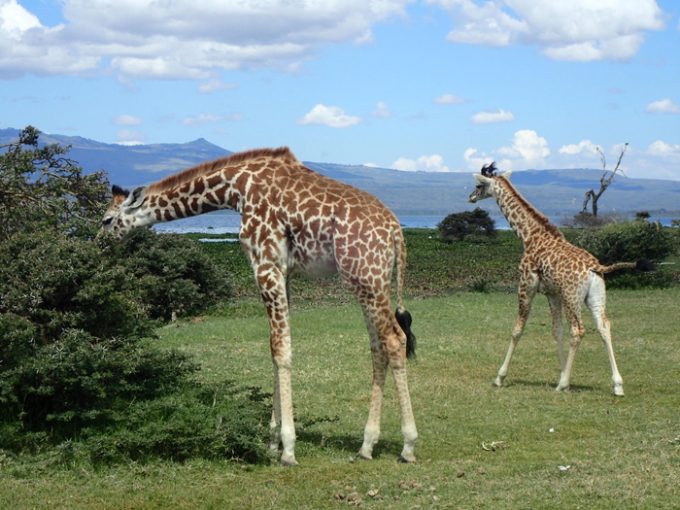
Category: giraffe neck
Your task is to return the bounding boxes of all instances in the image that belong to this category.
[493,177,562,247]
[129,149,292,228]
[145,166,248,224]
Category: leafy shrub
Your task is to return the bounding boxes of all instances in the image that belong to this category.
[0,126,108,241]
[0,329,196,436]
[0,128,259,464]
[100,229,232,321]
[438,208,497,243]
[0,229,152,344]
[571,221,675,288]
[85,382,270,464]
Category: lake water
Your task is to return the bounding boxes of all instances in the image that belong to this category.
[152,210,460,234]
[152,209,675,234]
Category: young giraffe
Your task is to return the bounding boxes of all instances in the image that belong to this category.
[469,162,640,396]
[100,147,417,465]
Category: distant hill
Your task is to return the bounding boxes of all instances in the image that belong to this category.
[2,128,679,223]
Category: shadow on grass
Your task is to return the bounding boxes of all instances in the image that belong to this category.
[294,415,404,459]
[506,379,596,393]
[297,429,404,459]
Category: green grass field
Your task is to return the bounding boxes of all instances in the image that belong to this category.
[2,282,679,509]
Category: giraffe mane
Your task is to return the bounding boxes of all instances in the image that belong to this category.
[497,174,564,239]
[145,146,296,193]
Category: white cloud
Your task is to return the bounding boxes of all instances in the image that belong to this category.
[463,147,494,169]
[182,113,242,126]
[0,0,41,39]
[471,109,514,124]
[465,129,549,170]
[392,154,450,172]
[0,0,412,80]
[198,78,237,94]
[498,129,550,166]
[648,140,680,159]
[372,101,392,118]
[298,104,360,128]
[116,129,144,145]
[435,93,464,105]
[646,98,680,114]
[114,114,142,126]
[432,0,664,61]
[558,139,599,156]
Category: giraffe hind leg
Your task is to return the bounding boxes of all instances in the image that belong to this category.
[586,274,624,396]
[357,294,417,463]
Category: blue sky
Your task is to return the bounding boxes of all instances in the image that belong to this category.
[1,0,679,179]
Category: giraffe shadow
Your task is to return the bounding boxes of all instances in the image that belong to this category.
[295,415,403,458]
[508,379,596,393]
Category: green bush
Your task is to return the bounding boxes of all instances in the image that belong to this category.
[438,208,497,243]
[571,221,675,288]
[0,128,263,465]
[0,229,152,344]
[572,221,673,264]
[0,329,196,436]
[84,381,270,464]
[101,229,231,321]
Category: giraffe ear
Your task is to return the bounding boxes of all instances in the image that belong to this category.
[502,170,513,180]
[474,173,492,185]
[124,186,146,209]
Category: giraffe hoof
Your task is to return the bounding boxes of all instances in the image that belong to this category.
[398,454,416,464]
[280,454,298,467]
[357,452,373,461]
[493,377,504,388]
[555,385,569,392]
[612,385,624,397]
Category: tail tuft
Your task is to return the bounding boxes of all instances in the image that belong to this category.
[395,308,417,360]
[636,259,654,272]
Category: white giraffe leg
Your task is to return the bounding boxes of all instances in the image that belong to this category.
[495,274,537,387]
[269,365,281,453]
[255,263,297,466]
[586,274,624,396]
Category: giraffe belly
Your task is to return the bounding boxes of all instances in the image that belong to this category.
[289,246,337,278]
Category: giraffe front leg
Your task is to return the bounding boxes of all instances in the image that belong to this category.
[547,294,566,372]
[269,365,281,453]
[556,317,584,392]
[256,263,297,466]
[495,275,537,387]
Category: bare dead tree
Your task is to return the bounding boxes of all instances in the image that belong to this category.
[582,143,628,217]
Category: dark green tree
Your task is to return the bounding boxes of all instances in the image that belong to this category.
[438,207,497,242]
[0,126,109,239]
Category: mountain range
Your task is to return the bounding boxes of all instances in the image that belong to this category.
[2,128,679,224]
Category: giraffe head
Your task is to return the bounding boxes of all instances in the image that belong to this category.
[468,162,511,203]
[100,185,153,237]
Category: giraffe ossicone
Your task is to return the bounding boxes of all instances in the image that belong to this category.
[469,163,643,396]
[101,147,418,464]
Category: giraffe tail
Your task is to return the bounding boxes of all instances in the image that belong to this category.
[393,227,416,359]
[598,259,654,274]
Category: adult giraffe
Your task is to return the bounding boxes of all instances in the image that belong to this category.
[469,162,645,396]
[101,147,417,465]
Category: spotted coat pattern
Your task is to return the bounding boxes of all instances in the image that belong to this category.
[101,147,418,464]
[469,170,633,396]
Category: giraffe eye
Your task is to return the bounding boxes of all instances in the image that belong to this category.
[102,217,114,226]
